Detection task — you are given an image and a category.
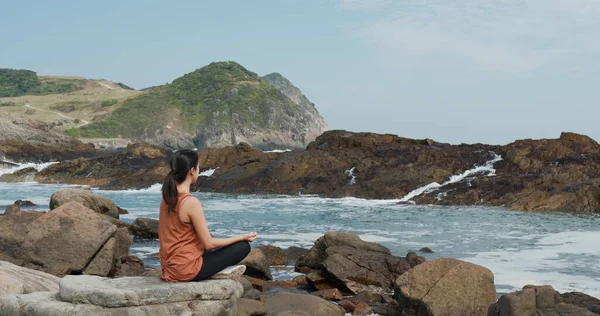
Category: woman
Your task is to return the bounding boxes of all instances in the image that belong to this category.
[159,149,257,282]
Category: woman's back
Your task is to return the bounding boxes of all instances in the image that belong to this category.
[158,193,204,282]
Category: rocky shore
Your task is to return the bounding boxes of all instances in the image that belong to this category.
[1,188,599,315]
[4,130,599,213]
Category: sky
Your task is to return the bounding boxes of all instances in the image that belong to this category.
[1,0,599,145]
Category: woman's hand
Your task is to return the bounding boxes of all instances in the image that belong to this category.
[241,232,258,242]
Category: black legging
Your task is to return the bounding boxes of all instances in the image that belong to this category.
[190,241,251,281]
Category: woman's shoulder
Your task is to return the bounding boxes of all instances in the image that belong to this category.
[180,195,201,207]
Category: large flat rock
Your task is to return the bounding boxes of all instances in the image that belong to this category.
[59,275,243,307]
[0,291,240,316]
[0,260,60,296]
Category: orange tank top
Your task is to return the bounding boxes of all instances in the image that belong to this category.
[158,193,204,282]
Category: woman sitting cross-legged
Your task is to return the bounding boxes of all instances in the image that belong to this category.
[159,149,257,282]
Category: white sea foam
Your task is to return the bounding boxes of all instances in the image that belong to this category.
[0,161,59,177]
[399,152,503,202]
[271,266,304,281]
[130,246,159,259]
[263,149,292,153]
[464,230,600,297]
[199,168,218,177]
[358,234,397,243]
[130,246,158,253]
[344,167,356,185]
[94,183,162,194]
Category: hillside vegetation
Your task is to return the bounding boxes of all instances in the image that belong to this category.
[0,69,86,97]
[74,61,326,148]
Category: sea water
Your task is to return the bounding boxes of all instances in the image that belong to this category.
[1,181,598,297]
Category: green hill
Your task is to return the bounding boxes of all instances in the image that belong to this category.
[71,61,327,149]
[0,69,86,97]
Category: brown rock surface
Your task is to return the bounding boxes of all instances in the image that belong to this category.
[297,232,413,294]
[487,285,598,316]
[260,292,343,316]
[258,245,287,266]
[49,188,120,219]
[312,288,343,300]
[20,201,118,276]
[237,298,267,316]
[395,258,496,316]
[240,248,273,280]
[113,256,146,277]
[83,237,119,276]
[4,204,20,215]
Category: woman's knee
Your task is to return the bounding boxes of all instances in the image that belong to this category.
[236,241,251,257]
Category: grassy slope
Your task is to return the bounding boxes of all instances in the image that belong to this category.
[0,70,141,132]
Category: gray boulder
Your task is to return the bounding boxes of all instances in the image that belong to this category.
[0,275,244,316]
[0,260,60,296]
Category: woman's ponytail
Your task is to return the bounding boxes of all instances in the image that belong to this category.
[162,170,178,212]
[161,149,199,213]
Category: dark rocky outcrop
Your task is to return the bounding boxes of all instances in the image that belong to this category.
[192,130,600,212]
[35,142,170,189]
[561,291,600,311]
[0,167,38,183]
[8,130,600,213]
[14,200,35,207]
[284,246,309,265]
[130,218,159,239]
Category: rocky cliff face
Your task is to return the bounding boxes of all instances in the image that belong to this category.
[76,62,329,150]
[262,73,328,149]
[0,113,97,163]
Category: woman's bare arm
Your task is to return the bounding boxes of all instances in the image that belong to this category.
[183,197,256,250]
